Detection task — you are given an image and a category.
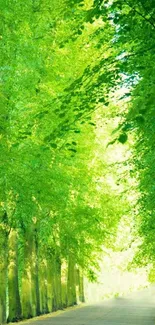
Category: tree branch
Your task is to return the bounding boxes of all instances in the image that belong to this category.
[126,1,155,29]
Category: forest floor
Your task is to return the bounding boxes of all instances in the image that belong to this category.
[12,286,155,325]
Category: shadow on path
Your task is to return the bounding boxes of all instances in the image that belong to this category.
[24,286,155,325]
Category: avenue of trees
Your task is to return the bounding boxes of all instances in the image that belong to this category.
[0,0,155,323]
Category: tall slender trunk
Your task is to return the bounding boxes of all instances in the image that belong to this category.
[34,230,40,316]
[40,259,49,314]
[8,229,22,322]
[0,262,7,325]
[61,261,67,308]
[21,231,33,319]
[47,260,53,313]
[31,229,40,317]
[67,255,77,307]
[78,270,85,303]
[0,212,8,324]
[52,253,62,311]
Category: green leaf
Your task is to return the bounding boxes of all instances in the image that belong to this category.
[68,148,77,153]
[74,130,81,133]
[118,133,128,144]
[50,143,58,149]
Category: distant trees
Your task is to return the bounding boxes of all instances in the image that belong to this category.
[104,0,155,268]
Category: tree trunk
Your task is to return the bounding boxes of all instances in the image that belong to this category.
[34,231,40,316]
[67,256,77,306]
[0,212,8,324]
[61,261,67,308]
[31,229,40,317]
[8,229,22,322]
[40,259,49,314]
[52,253,62,311]
[78,270,85,303]
[47,260,53,313]
[21,232,33,319]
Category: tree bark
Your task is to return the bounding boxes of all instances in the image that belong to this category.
[0,212,8,324]
[31,229,40,316]
[40,259,49,314]
[47,260,53,313]
[67,256,77,306]
[52,253,62,311]
[34,231,41,316]
[8,229,22,322]
[78,270,85,303]
[21,231,33,319]
[61,260,67,308]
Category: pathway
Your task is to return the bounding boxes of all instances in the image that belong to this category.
[24,286,155,325]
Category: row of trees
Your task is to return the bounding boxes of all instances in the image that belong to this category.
[1,0,155,323]
[1,1,129,323]
[106,0,155,270]
[0,117,125,323]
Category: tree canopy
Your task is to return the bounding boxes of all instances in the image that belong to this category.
[0,0,155,323]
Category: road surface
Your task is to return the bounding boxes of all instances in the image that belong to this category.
[24,287,155,325]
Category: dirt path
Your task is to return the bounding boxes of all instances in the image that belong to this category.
[16,286,155,325]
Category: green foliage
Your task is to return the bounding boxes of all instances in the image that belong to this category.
[103,0,155,268]
[118,133,128,144]
[1,0,155,322]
